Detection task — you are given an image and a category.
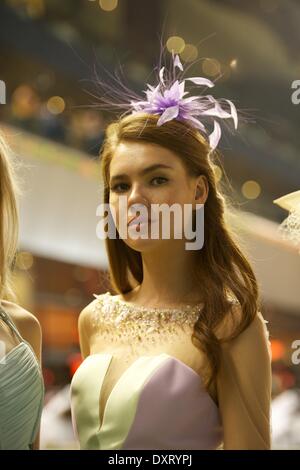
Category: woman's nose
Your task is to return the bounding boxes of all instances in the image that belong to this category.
[127,184,149,217]
[127,183,148,207]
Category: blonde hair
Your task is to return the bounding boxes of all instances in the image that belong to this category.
[0,133,19,300]
[100,113,260,389]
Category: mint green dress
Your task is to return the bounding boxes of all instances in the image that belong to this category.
[0,306,44,450]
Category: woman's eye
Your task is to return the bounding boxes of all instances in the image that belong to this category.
[110,183,129,193]
[151,177,168,186]
[111,177,168,192]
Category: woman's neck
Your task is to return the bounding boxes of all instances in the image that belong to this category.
[131,242,203,306]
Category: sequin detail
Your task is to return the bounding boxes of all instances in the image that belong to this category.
[90,291,205,352]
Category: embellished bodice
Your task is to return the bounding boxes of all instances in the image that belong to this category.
[70,291,224,450]
[90,291,207,359]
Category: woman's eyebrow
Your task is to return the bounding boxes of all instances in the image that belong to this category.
[110,163,174,184]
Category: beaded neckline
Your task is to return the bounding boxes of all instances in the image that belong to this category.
[91,291,241,355]
[103,291,205,314]
[91,291,205,349]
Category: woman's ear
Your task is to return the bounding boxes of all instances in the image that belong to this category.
[195,175,209,204]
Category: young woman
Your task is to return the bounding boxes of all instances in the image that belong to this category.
[0,134,44,450]
[70,54,272,450]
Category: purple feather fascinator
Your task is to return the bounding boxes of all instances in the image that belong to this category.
[90,50,238,153]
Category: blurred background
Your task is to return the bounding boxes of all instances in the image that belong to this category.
[0,0,300,449]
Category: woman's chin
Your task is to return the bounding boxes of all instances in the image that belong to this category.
[122,225,163,251]
[125,236,161,251]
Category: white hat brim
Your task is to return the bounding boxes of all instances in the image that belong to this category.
[273,190,300,212]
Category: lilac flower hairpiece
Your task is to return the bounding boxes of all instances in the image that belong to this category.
[90,50,238,153]
[129,52,238,152]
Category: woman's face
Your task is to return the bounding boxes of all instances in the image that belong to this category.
[108,141,208,252]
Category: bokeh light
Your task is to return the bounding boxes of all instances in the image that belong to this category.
[15,251,34,270]
[180,44,198,62]
[47,96,66,115]
[242,180,261,199]
[166,36,185,54]
[99,0,118,12]
[202,58,221,77]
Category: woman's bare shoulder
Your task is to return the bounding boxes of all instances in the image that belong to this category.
[214,300,269,343]
[0,300,42,356]
[1,300,41,332]
[213,300,271,362]
[77,294,110,357]
[213,300,243,340]
[78,292,110,331]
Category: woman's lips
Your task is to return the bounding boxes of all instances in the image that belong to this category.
[128,215,157,227]
[128,217,150,227]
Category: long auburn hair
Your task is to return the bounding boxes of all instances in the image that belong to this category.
[100,112,259,389]
[0,133,19,300]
